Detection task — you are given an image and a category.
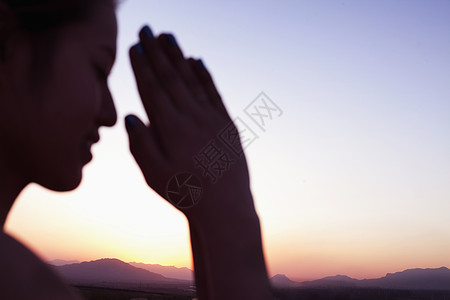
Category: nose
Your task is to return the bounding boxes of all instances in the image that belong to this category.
[97,86,117,127]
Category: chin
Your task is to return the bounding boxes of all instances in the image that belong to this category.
[37,168,83,192]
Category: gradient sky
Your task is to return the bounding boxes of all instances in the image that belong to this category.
[5,0,450,281]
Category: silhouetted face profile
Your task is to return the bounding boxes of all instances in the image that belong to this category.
[0,1,117,191]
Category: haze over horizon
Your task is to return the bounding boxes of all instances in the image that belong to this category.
[48,258,450,291]
[5,0,450,281]
[48,257,450,282]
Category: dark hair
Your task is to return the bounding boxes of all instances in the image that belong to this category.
[4,0,92,33]
[3,0,116,33]
[1,0,115,83]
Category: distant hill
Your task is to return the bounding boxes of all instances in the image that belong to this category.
[360,267,450,290]
[49,259,81,266]
[52,258,180,285]
[270,274,299,288]
[272,267,450,290]
[129,262,193,281]
[301,274,360,288]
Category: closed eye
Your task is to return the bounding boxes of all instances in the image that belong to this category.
[93,64,109,81]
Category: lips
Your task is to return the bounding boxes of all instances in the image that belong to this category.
[82,131,100,162]
[85,131,100,145]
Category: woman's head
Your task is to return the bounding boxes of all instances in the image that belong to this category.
[0,0,117,191]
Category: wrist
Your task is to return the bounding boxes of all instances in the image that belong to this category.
[187,197,272,300]
[185,180,257,226]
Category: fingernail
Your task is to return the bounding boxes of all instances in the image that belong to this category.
[167,34,178,47]
[136,43,143,54]
[125,115,137,129]
[142,25,153,38]
[197,59,206,70]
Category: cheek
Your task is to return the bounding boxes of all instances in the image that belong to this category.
[93,80,102,104]
[55,68,102,125]
[35,63,102,161]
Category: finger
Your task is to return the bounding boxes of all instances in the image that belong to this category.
[189,58,230,118]
[125,115,166,184]
[139,26,197,114]
[158,34,207,109]
[129,43,176,128]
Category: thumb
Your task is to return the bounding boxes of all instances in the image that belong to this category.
[125,115,164,181]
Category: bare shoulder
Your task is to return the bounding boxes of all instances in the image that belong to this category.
[0,232,83,300]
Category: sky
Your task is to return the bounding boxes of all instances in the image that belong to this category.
[5,0,450,281]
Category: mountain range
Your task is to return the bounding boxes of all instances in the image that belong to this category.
[50,258,193,295]
[49,259,193,281]
[50,259,450,291]
[53,258,168,284]
[129,261,193,281]
[271,267,450,290]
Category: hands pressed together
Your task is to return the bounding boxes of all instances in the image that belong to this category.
[125,25,253,219]
[125,25,272,299]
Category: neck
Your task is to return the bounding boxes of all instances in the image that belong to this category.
[0,166,27,229]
